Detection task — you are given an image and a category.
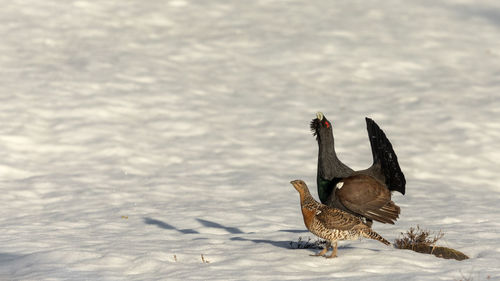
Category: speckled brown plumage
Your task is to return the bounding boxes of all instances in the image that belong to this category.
[291,179,390,258]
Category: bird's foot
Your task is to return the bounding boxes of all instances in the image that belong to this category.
[324,242,338,258]
[310,245,329,257]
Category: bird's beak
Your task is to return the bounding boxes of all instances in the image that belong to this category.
[316,112,323,120]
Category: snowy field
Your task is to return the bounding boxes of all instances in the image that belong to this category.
[1,0,500,280]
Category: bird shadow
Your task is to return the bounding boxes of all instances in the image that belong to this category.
[195,218,244,234]
[231,236,383,254]
[144,217,199,234]
[0,252,21,264]
[230,236,294,249]
[449,3,500,28]
[143,217,246,235]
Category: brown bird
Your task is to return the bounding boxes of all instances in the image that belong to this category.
[331,174,400,225]
[290,179,390,258]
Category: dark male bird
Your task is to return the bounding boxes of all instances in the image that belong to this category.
[310,112,405,225]
[290,179,390,258]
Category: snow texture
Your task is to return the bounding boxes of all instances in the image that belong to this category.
[1,0,500,280]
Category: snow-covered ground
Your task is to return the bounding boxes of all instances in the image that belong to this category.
[1,0,500,280]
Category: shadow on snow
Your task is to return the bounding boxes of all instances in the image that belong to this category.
[144,217,199,234]
[195,218,244,234]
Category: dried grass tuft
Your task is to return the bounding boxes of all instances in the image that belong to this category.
[395,225,468,261]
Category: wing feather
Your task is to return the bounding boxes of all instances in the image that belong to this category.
[336,174,400,224]
[315,205,363,230]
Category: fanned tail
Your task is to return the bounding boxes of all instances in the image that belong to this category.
[365,117,406,195]
[363,200,401,224]
[362,229,391,246]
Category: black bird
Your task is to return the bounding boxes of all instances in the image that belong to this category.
[310,112,405,225]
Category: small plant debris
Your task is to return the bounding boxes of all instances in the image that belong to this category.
[173,255,177,262]
[394,225,469,261]
[201,254,210,264]
[289,236,328,249]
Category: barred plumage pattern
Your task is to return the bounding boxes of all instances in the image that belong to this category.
[291,179,391,258]
[361,229,391,245]
[310,220,363,241]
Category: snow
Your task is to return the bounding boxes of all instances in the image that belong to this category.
[1,0,500,280]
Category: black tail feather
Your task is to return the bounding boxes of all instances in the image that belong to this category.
[365,117,406,195]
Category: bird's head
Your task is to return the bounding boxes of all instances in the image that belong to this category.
[310,112,333,141]
[290,179,308,193]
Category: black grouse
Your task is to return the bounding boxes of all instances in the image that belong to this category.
[310,112,405,225]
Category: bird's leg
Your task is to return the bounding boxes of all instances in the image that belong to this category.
[325,242,338,258]
[310,241,331,257]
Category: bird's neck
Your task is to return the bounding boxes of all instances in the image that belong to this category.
[317,132,354,176]
[317,133,340,178]
[316,176,334,204]
[299,188,317,210]
[316,132,353,204]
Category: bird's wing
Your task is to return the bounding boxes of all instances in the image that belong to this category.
[336,174,400,224]
[315,204,363,230]
[364,117,406,195]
